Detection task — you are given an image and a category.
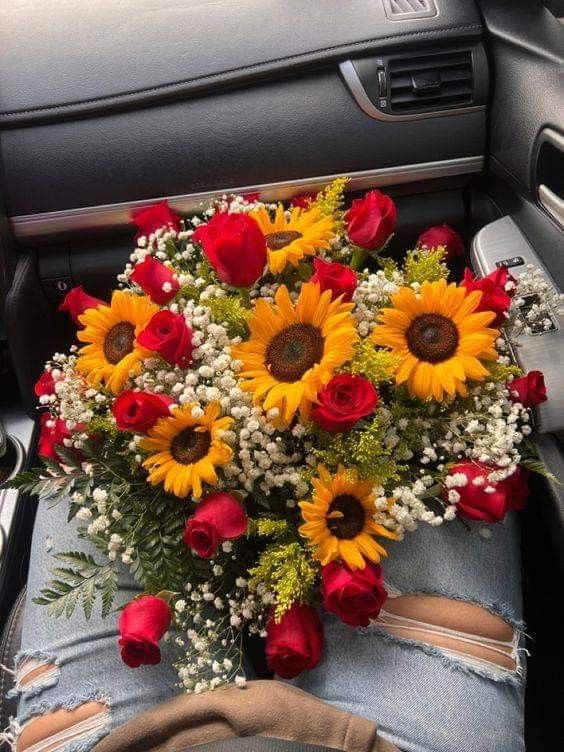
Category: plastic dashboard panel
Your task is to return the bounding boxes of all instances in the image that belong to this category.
[0,0,487,241]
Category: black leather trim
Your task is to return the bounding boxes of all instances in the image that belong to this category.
[0,587,26,733]
[0,0,482,126]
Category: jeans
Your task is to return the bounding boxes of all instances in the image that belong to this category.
[10,499,525,752]
[291,514,526,752]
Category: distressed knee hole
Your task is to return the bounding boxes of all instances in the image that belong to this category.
[17,701,109,752]
[374,594,519,673]
[14,659,60,697]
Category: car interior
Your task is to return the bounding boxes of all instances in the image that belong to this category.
[0,0,563,748]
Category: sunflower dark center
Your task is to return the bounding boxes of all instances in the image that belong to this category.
[405,313,459,363]
[170,428,211,465]
[327,494,365,539]
[266,323,324,382]
[264,231,302,250]
[103,322,135,364]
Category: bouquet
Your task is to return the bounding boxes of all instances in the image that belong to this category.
[8,181,556,691]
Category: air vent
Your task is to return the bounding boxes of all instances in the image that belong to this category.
[383,0,438,21]
[388,50,473,113]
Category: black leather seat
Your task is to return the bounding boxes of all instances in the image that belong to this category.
[0,588,26,743]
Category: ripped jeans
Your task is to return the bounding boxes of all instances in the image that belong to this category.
[6,498,180,751]
[7,499,525,752]
[292,513,526,752]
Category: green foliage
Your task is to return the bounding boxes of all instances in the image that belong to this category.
[349,341,400,384]
[404,248,448,285]
[248,542,318,620]
[33,551,117,619]
[313,416,405,484]
[206,296,250,338]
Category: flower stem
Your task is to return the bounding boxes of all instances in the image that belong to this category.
[240,288,252,309]
[350,247,367,271]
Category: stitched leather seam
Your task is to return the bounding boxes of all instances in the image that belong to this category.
[0,24,482,119]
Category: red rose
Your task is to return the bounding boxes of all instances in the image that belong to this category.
[130,256,180,304]
[34,369,59,397]
[58,286,105,325]
[37,412,72,460]
[265,604,324,679]
[321,561,387,627]
[345,190,397,251]
[132,200,181,240]
[508,370,548,407]
[193,213,267,288]
[311,375,379,433]
[184,492,248,558]
[290,193,317,209]
[118,595,171,668]
[417,224,464,264]
[443,462,529,523]
[462,267,515,326]
[242,192,260,203]
[311,258,357,302]
[137,311,194,368]
[112,390,174,434]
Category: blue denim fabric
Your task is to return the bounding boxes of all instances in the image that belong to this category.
[291,514,526,752]
[14,500,525,752]
[13,499,180,750]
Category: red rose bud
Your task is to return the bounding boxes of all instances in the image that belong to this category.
[417,224,464,264]
[113,390,174,434]
[137,311,194,368]
[345,189,397,251]
[508,370,548,407]
[58,286,105,325]
[290,193,317,209]
[132,200,181,240]
[462,267,515,326]
[321,561,387,627]
[443,462,529,523]
[242,192,261,203]
[311,258,357,303]
[193,213,267,288]
[118,595,171,668]
[184,492,248,558]
[311,374,379,433]
[34,369,59,398]
[37,412,73,461]
[265,604,324,679]
[130,256,180,304]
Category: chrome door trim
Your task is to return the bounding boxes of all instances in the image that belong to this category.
[10,156,483,242]
[339,59,486,122]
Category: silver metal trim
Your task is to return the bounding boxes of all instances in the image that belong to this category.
[383,0,438,22]
[539,184,564,229]
[10,157,483,242]
[339,59,485,122]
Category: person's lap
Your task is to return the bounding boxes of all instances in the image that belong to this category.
[11,499,525,752]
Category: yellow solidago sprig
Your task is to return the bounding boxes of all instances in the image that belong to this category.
[350,340,401,384]
[404,247,448,286]
[314,177,349,233]
[206,296,250,339]
[248,541,318,621]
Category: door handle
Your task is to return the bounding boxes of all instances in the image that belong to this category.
[539,183,564,227]
[536,128,564,228]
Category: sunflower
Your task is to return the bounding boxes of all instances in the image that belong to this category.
[371,279,498,401]
[299,465,397,570]
[250,204,335,274]
[140,402,234,499]
[76,290,159,394]
[233,282,358,424]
